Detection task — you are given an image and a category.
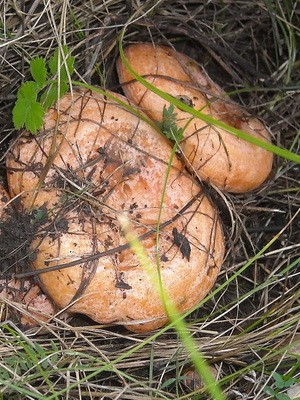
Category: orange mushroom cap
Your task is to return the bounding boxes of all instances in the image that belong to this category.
[7,89,225,332]
[117,43,273,193]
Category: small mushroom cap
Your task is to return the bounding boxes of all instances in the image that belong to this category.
[0,277,55,328]
[117,43,274,193]
[7,89,225,332]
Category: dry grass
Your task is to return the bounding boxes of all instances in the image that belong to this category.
[0,1,299,399]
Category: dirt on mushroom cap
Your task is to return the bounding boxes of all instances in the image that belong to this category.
[0,184,55,328]
[7,89,225,333]
[117,43,274,193]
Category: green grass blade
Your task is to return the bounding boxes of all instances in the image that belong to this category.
[118,31,300,164]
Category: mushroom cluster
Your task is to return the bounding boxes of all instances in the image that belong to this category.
[2,42,273,333]
[5,89,224,333]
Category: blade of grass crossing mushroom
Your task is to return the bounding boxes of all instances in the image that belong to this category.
[48,210,297,400]
[118,31,300,165]
[116,103,226,397]
[39,214,296,400]
[118,213,226,400]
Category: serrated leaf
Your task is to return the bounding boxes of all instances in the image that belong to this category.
[160,104,184,141]
[40,81,68,110]
[30,56,47,88]
[13,97,44,134]
[24,102,45,134]
[163,104,176,122]
[12,97,31,129]
[18,81,39,102]
[48,45,74,80]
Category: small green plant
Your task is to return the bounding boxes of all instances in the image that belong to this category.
[264,372,298,400]
[159,104,184,141]
[12,45,74,133]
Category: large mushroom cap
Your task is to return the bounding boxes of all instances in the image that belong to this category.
[117,43,274,193]
[7,89,224,332]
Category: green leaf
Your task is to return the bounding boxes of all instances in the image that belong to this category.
[12,97,30,129]
[163,104,176,121]
[12,46,75,133]
[48,47,60,76]
[24,101,45,133]
[284,378,296,388]
[17,81,39,102]
[40,83,58,110]
[160,377,177,389]
[274,372,286,389]
[40,81,68,110]
[30,56,47,88]
[264,386,276,396]
[48,45,74,80]
[13,98,44,133]
[276,394,292,400]
[160,104,184,141]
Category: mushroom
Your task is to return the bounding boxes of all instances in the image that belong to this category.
[117,43,274,193]
[7,89,225,332]
[0,184,55,328]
